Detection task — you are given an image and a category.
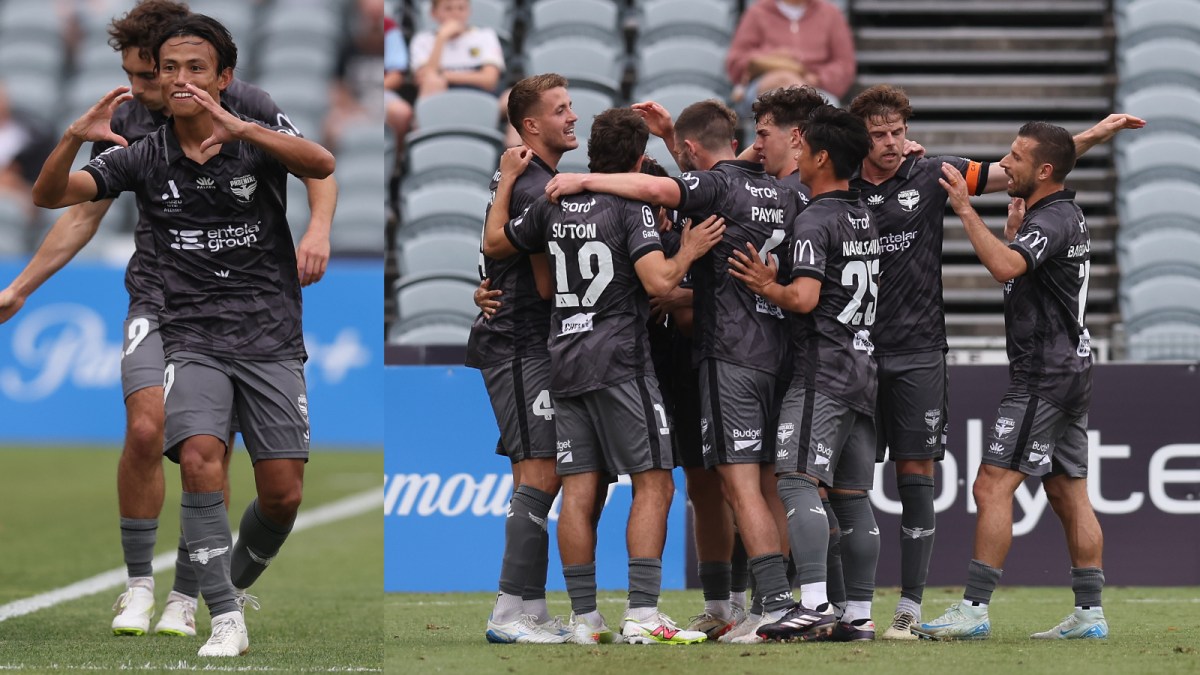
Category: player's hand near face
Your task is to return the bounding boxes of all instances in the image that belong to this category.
[499,145,532,181]
[186,83,250,152]
[545,173,587,202]
[1006,197,1026,242]
[727,242,778,296]
[678,214,725,262]
[938,163,972,214]
[67,86,132,147]
[902,138,925,158]
[474,278,502,318]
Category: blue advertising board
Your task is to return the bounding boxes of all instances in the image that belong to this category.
[0,259,383,446]
[385,365,691,592]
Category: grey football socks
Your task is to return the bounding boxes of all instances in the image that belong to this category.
[730,533,749,610]
[172,531,200,597]
[897,473,937,604]
[776,476,828,587]
[230,498,293,590]
[964,559,1003,605]
[748,553,794,613]
[823,497,847,614]
[496,485,553,621]
[180,491,237,617]
[628,557,662,610]
[1072,567,1104,608]
[699,560,732,603]
[563,562,598,615]
[829,492,880,604]
[119,517,157,578]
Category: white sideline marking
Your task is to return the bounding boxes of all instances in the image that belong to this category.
[0,488,380,623]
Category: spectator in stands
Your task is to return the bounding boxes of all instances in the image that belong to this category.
[0,82,54,223]
[409,0,517,145]
[384,13,413,144]
[324,0,387,153]
[725,0,856,112]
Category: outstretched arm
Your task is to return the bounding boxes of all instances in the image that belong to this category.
[0,199,113,322]
[547,172,681,207]
[981,113,1146,193]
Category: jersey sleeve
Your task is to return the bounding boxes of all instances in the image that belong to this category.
[939,155,990,196]
[625,201,664,263]
[672,170,725,218]
[239,115,305,179]
[505,199,547,254]
[82,141,146,201]
[409,31,435,71]
[789,207,831,281]
[230,81,303,137]
[1009,213,1070,272]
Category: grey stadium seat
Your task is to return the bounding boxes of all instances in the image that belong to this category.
[1118,85,1200,136]
[635,37,730,92]
[1119,180,1200,231]
[0,38,64,75]
[400,182,491,236]
[3,72,60,118]
[1127,321,1200,361]
[387,319,473,346]
[1116,133,1200,188]
[528,0,621,45]
[394,273,481,323]
[633,83,727,117]
[1119,39,1200,86]
[1121,273,1200,325]
[1118,228,1200,283]
[525,39,624,98]
[566,89,618,158]
[0,1,65,41]
[1116,0,1200,43]
[407,90,506,146]
[639,0,734,44]
[258,43,337,80]
[329,198,386,255]
[397,230,481,278]
[405,135,499,191]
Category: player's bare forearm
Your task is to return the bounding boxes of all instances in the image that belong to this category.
[578,173,681,208]
[241,124,335,178]
[482,179,519,258]
[958,205,1026,282]
[1073,113,1146,156]
[32,134,93,208]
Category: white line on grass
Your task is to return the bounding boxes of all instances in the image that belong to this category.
[0,488,380,623]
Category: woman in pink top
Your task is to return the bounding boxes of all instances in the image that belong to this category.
[725,0,856,108]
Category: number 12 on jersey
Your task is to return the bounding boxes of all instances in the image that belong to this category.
[548,241,614,307]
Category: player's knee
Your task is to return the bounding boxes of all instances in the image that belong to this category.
[259,488,303,522]
[124,415,163,458]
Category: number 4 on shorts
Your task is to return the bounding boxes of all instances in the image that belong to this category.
[532,390,555,420]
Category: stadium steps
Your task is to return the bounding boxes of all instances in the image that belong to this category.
[850,0,1120,349]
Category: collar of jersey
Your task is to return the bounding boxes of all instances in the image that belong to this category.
[1025,188,1077,214]
[808,188,860,204]
[851,154,921,186]
[164,101,243,164]
[712,158,766,174]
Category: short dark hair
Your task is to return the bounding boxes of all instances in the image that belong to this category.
[151,13,238,74]
[507,73,569,139]
[849,84,914,126]
[674,99,737,153]
[108,0,191,61]
[752,85,827,130]
[588,108,648,174]
[639,154,669,178]
[1018,121,1076,182]
[803,105,871,180]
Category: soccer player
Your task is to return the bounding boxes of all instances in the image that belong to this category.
[915,123,1107,641]
[31,14,335,656]
[489,108,722,644]
[0,0,336,639]
[728,105,878,642]
[846,84,1143,639]
[466,73,580,643]
[547,99,805,645]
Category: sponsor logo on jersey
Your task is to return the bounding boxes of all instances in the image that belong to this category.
[777,422,795,445]
[849,213,871,230]
[814,441,832,466]
[1017,228,1049,259]
[557,438,573,464]
[879,230,917,253]
[195,176,216,189]
[898,189,920,212]
[1077,327,1093,358]
[160,179,183,213]
[214,270,230,278]
[794,239,816,266]
[927,434,939,447]
[560,197,595,213]
[230,174,258,203]
[994,417,1015,438]
[189,546,229,565]
[169,229,205,251]
[642,229,660,239]
[559,312,595,336]
[681,173,701,191]
[853,329,875,355]
[755,294,784,318]
[867,193,884,206]
[925,408,942,432]
[171,222,262,253]
[733,428,762,454]
[744,181,777,199]
[700,417,709,436]
[988,442,1005,455]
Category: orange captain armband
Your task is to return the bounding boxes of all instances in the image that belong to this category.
[963,161,983,195]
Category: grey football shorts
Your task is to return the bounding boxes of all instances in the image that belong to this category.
[163,351,309,464]
[983,392,1088,479]
[875,350,949,462]
[698,358,778,469]
[775,387,877,490]
[669,363,704,469]
[120,316,166,399]
[554,376,674,476]
[481,356,556,463]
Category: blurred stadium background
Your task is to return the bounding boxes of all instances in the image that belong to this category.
[0,0,383,670]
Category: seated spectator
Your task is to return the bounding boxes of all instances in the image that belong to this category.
[385,13,413,144]
[0,82,54,224]
[725,0,855,112]
[324,0,387,153]
[409,0,518,144]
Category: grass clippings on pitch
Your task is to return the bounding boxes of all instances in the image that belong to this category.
[388,587,1200,675]
[0,446,383,672]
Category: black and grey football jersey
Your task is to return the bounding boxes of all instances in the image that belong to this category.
[853,155,988,355]
[671,160,805,375]
[506,192,663,397]
[91,79,298,318]
[84,110,303,360]
[465,155,556,369]
[789,190,880,415]
[1004,189,1092,415]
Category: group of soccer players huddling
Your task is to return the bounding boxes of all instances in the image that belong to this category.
[470,70,1144,646]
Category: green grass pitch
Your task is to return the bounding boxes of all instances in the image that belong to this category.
[389,587,1200,674]
[0,446,382,672]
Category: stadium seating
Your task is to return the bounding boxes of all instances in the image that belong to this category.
[400,182,492,238]
[638,0,735,45]
[0,1,64,42]
[527,0,622,45]
[524,38,624,99]
[387,318,473,346]
[1121,273,1200,326]
[1115,0,1200,45]
[632,83,727,117]
[1117,39,1200,95]
[1127,321,1200,360]
[1115,133,1200,189]
[407,89,506,146]
[396,230,480,278]
[404,135,499,191]
[634,37,729,93]
[394,273,480,326]
[1118,180,1200,232]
